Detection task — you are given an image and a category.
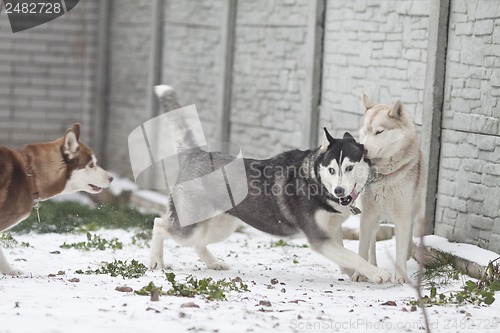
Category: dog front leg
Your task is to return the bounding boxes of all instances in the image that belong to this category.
[394,214,413,283]
[330,222,354,277]
[0,247,23,276]
[352,210,380,281]
[310,240,391,284]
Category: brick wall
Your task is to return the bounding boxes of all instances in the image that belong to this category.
[320,0,429,139]
[434,0,500,253]
[229,0,309,158]
[0,1,98,147]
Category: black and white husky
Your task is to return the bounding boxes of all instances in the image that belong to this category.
[149,85,391,283]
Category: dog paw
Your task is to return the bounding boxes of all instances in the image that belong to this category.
[358,267,392,284]
[351,272,368,282]
[149,257,166,270]
[396,274,411,284]
[368,269,392,284]
[207,261,230,270]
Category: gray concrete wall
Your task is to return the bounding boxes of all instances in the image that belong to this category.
[104,0,154,176]
[0,0,98,148]
[434,0,500,253]
[320,0,429,139]
[161,0,224,145]
[229,0,309,158]
[1,0,499,253]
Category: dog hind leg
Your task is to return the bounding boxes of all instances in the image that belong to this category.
[194,245,230,270]
[149,217,171,270]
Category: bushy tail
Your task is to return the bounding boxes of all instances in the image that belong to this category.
[154,85,181,112]
[153,84,200,151]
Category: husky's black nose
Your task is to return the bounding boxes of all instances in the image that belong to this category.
[334,186,345,197]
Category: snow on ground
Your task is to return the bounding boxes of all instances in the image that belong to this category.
[417,235,500,267]
[2,222,500,333]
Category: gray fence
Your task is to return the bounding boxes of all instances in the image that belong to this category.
[0,0,499,253]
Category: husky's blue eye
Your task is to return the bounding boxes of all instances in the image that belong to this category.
[345,165,354,172]
[328,167,335,175]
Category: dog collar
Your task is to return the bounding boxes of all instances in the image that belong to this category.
[26,166,40,210]
[23,152,42,224]
[23,152,41,210]
[323,185,362,215]
[370,172,385,183]
[316,170,362,215]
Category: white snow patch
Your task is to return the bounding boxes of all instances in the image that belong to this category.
[1,230,499,332]
[417,235,500,267]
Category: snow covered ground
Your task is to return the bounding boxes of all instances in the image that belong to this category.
[2,220,500,333]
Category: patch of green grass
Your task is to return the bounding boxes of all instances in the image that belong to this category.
[60,232,123,251]
[417,251,460,288]
[134,281,165,296]
[414,256,500,306]
[0,232,30,248]
[417,280,500,306]
[270,239,308,248]
[166,272,249,300]
[130,230,152,248]
[479,257,500,289]
[10,201,157,234]
[135,273,249,301]
[76,259,147,279]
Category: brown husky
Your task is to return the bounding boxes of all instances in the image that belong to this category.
[0,124,113,275]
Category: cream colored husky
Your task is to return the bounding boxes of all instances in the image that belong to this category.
[353,95,426,284]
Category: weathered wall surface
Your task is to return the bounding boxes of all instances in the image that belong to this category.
[434,0,500,253]
[1,0,499,253]
[229,0,309,158]
[161,0,223,144]
[0,1,98,147]
[104,0,154,176]
[320,0,429,139]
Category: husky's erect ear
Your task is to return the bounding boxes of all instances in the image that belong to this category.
[63,123,80,160]
[343,132,354,140]
[389,100,403,118]
[361,94,374,111]
[324,127,335,143]
[71,123,81,141]
[320,127,335,152]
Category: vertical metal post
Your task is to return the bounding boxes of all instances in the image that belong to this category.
[215,0,237,145]
[94,0,111,166]
[144,0,164,189]
[302,0,325,148]
[421,0,450,234]
[146,0,165,119]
